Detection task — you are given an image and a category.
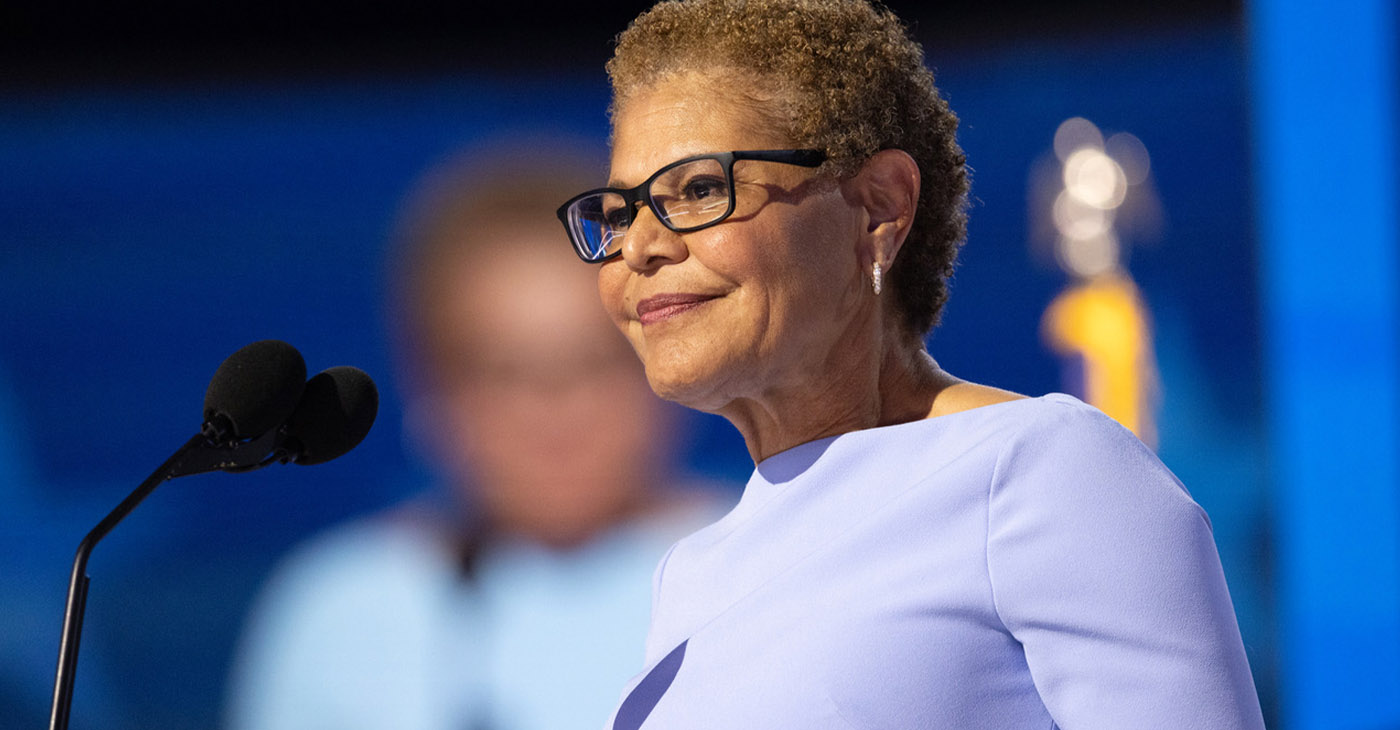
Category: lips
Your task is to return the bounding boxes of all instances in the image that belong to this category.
[635,293,720,326]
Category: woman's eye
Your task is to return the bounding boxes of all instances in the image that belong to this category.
[603,206,632,229]
[681,177,726,200]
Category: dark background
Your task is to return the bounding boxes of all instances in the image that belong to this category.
[2,1,1277,729]
[2,1,1236,81]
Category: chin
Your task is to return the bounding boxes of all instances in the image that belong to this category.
[634,326,752,412]
[642,360,732,414]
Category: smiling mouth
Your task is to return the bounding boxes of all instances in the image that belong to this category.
[635,293,720,326]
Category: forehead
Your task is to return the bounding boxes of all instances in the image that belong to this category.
[609,73,792,187]
[426,231,620,350]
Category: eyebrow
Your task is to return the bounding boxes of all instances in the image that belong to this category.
[605,149,714,190]
[604,168,644,189]
[606,166,652,191]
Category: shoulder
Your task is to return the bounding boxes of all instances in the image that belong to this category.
[914,392,1200,524]
[250,508,460,625]
[927,381,1027,417]
[991,393,1169,480]
[288,511,448,576]
[979,394,1205,537]
[921,391,1144,462]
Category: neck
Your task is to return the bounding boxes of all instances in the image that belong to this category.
[718,328,957,463]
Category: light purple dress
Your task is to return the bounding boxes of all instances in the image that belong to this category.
[608,394,1264,729]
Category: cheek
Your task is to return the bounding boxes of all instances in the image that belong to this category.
[725,219,828,311]
[776,200,860,302]
[597,263,631,330]
[598,262,652,367]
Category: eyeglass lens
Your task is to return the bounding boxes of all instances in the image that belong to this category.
[568,157,734,261]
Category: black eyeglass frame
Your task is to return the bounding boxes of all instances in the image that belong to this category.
[556,148,828,263]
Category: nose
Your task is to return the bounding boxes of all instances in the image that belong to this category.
[620,204,688,272]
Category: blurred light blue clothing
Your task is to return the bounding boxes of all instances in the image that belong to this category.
[226,498,722,730]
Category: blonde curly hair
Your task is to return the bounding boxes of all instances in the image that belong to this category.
[608,0,969,335]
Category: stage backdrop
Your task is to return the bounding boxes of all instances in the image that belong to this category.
[0,22,1273,730]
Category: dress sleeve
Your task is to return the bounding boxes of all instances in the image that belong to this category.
[984,399,1265,729]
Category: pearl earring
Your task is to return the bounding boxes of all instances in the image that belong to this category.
[871,261,883,296]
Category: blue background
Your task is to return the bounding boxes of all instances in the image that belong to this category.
[4,4,1384,726]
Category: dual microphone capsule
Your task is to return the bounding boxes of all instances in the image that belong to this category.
[201,339,378,469]
[49,340,379,730]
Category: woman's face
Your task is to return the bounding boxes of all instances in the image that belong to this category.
[600,74,867,413]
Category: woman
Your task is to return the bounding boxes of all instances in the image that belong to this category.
[556,1,1265,727]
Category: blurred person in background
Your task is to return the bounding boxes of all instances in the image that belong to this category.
[223,144,727,730]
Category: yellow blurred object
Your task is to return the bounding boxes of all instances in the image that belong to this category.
[1041,273,1158,447]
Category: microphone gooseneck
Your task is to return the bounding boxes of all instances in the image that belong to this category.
[49,341,376,730]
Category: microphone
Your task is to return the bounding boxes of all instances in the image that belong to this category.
[48,341,378,730]
[201,339,307,443]
[212,365,380,473]
[282,366,379,466]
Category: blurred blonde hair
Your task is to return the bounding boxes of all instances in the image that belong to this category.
[386,138,607,386]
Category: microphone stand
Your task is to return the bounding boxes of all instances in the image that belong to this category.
[48,427,287,730]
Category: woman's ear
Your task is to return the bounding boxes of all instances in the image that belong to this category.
[844,149,920,271]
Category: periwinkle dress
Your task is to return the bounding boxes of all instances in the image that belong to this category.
[608,394,1265,729]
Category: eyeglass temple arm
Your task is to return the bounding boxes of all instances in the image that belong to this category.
[731,149,826,166]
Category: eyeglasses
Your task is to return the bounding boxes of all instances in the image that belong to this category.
[556,148,827,263]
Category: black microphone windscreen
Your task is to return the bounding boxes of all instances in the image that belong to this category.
[285,366,378,466]
[202,340,307,440]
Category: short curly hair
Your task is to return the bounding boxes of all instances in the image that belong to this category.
[608,0,969,336]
